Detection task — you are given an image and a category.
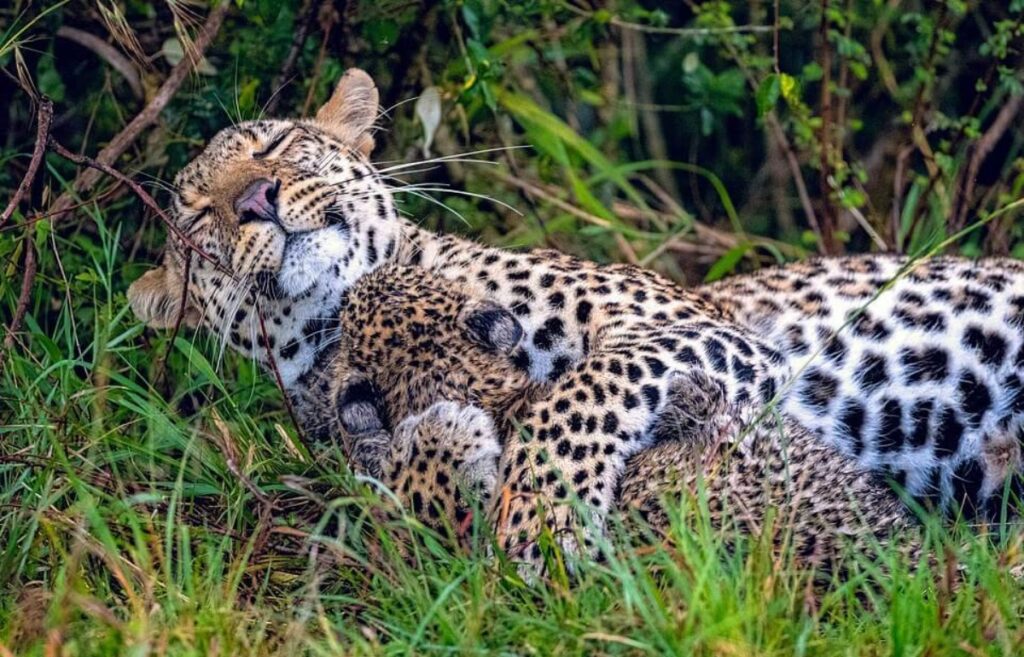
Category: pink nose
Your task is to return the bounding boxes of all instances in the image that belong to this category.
[234,178,280,224]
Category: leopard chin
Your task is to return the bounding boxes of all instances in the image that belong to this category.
[276,226,350,298]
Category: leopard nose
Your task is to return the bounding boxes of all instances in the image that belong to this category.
[234,178,280,224]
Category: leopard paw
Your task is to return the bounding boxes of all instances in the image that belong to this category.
[394,401,501,502]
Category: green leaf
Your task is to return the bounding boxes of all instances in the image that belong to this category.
[779,73,800,106]
[801,62,824,82]
[160,38,217,75]
[37,53,65,103]
[704,243,752,282]
[683,52,700,74]
[756,74,780,118]
[363,19,400,49]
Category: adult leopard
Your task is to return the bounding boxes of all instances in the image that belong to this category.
[128,69,1023,569]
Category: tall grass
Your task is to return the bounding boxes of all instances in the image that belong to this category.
[3,210,1024,656]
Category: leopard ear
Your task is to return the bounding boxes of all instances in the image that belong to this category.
[463,302,523,355]
[315,68,379,157]
[127,264,199,330]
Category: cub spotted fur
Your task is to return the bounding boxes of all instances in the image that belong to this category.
[331,265,921,573]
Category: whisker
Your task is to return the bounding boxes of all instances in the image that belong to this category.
[372,145,530,170]
[393,189,468,225]
[381,180,522,216]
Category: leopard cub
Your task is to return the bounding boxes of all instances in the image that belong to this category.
[331,264,922,572]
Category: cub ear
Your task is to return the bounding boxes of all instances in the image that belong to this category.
[315,68,379,157]
[463,302,523,355]
[127,265,199,330]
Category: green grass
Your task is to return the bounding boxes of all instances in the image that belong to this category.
[3,214,1024,656]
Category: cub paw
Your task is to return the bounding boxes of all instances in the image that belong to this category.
[335,376,392,478]
[394,402,501,501]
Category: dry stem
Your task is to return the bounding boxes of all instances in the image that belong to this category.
[48,0,230,224]
[1,98,52,228]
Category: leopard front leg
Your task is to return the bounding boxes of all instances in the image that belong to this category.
[492,320,790,574]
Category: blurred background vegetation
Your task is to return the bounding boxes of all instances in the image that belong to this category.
[5,0,1024,286]
[3,1,1024,654]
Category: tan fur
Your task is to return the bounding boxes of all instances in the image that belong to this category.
[333,265,922,572]
[129,68,1024,574]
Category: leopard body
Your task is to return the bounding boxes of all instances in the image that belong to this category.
[127,68,1024,567]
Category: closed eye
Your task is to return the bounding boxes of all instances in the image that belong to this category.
[252,129,294,159]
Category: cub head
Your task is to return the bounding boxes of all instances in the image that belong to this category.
[331,265,535,436]
[128,69,404,384]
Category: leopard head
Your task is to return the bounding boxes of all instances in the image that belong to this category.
[127,69,404,385]
[331,265,536,433]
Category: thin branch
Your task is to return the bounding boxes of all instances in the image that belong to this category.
[264,0,317,115]
[255,304,310,453]
[300,1,339,117]
[48,0,231,224]
[2,238,37,353]
[952,93,1024,231]
[564,5,774,36]
[889,144,913,251]
[765,114,823,249]
[56,26,143,99]
[1,97,52,228]
[157,250,194,381]
[48,138,232,277]
[816,0,838,254]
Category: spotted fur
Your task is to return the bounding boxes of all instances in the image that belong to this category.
[330,264,921,573]
[128,68,1023,570]
[699,255,1024,518]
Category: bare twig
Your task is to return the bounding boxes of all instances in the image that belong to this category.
[265,0,317,115]
[1,199,109,234]
[563,5,774,36]
[157,250,195,379]
[2,239,37,353]
[56,26,143,99]
[681,2,822,251]
[255,303,310,452]
[210,409,274,508]
[48,0,231,224]
[629,31,681,202]
[47,139,231,276]
[1,97,53,229]
[952,93,1024,231]
[816,0,838,254]
[765,114,823,249]
[301,1,339,117]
